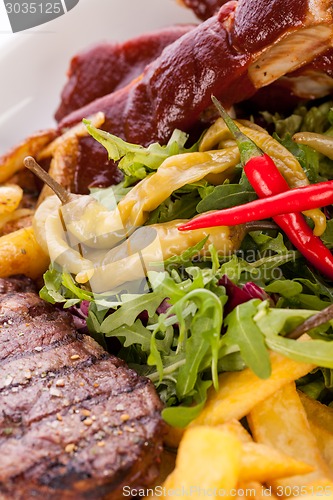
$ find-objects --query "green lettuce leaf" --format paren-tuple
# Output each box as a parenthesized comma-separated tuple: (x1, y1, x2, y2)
(84, 120, 196, 183)
(223, 299, 271, 378)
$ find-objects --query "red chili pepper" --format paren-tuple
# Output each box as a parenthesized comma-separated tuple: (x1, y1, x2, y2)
(178, 178, 333, 231)
(244, 157, 333, 280)
(178, 179, 333, 230)
(182, 97, 333, 280)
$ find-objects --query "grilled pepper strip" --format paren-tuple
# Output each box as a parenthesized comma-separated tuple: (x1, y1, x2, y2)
(293, 132, 333, 160)
(207, 99, 333, 280)
(179, 180, 333, 230)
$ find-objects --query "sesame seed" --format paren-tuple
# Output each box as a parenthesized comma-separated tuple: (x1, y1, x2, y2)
(65, 443, 76, 453)
(97, 441, 105, 447)
(81, 409, 91, 417)
(120, 414, 130, 422)
(57, 414, 63, 422)
(83, 418, 93, 427)
(70, 354, 80, 360)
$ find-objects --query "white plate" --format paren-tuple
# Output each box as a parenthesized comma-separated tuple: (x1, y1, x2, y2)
(0, 0, 196, 153)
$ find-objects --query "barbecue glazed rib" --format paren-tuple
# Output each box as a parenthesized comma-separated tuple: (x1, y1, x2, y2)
(55, 25, 195, 122)
(56, 0, 333, 193)
(0, 277, 164, 500)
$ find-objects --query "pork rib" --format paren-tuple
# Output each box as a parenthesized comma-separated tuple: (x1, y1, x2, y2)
(55, 25, 195, 122)
(56, 0, 333, 192)
(0, 277, 164, 500)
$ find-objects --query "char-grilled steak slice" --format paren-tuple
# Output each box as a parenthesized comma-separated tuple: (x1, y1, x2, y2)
(0, 277, 164, 499)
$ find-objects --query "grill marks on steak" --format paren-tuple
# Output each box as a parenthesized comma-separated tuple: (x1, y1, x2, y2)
(0, 278, 164, 499)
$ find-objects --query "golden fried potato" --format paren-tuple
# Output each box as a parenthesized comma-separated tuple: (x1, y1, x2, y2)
(248, 382, 333, 494)
(163, 426, 242, 499)
(241, 441, 313, 483)
(299, 391, 333, 472)
(0, 130, 56, 183)
(38, 136, 79, 203)
(193, 352, 315, 426)
(0, 226, 49, 279)
(38, 111, 104, 160)
(0, 184, 23, 215)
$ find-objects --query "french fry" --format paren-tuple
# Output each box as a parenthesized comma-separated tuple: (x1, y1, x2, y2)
(0, 184, 23, 215)
(0, 130, 56, 183)
(241, 441, 313, 483)
(38, 136, 79, 202)
(38, 111, 105, 160)
(299, 391, 333, 472)
(161, 426, 242, 498)
(193, 351, 315, 426)
(219, 420, 253, 443)
(154, 422, 312, 499)
(248, 382, 333, 494)
(0, 226, 49, 279)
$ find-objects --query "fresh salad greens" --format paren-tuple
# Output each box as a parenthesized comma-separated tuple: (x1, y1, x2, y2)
(41, 99, 333, 427)
(84, 120, 198, 185)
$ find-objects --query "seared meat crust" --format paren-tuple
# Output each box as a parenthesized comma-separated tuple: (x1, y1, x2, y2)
(0, 277, 164, 499)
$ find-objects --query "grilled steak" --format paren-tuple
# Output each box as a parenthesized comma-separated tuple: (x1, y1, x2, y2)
(0, 277, 164, 499)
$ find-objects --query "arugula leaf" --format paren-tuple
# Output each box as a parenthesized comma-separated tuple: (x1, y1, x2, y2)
(107, 320, 152, 351)
(146, 191, 199, 224)
(261, 111, 303, 138)
(223, 299, 271, 379)
(298, 377, 326, 400)
(40, 268, 66, 304)
(148, 328, 165, 383)
(265, 335, 333, 369)
(84, 120, 196, 183)
(99, 287, 167, 333)
(197, 184, 257, 213)
(162, 236, 209, 271)
(275, 133, 319, 183)
(162, 379, 212, 428)
(264, 280, 303, 298)
(254, 304, 317, 337)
